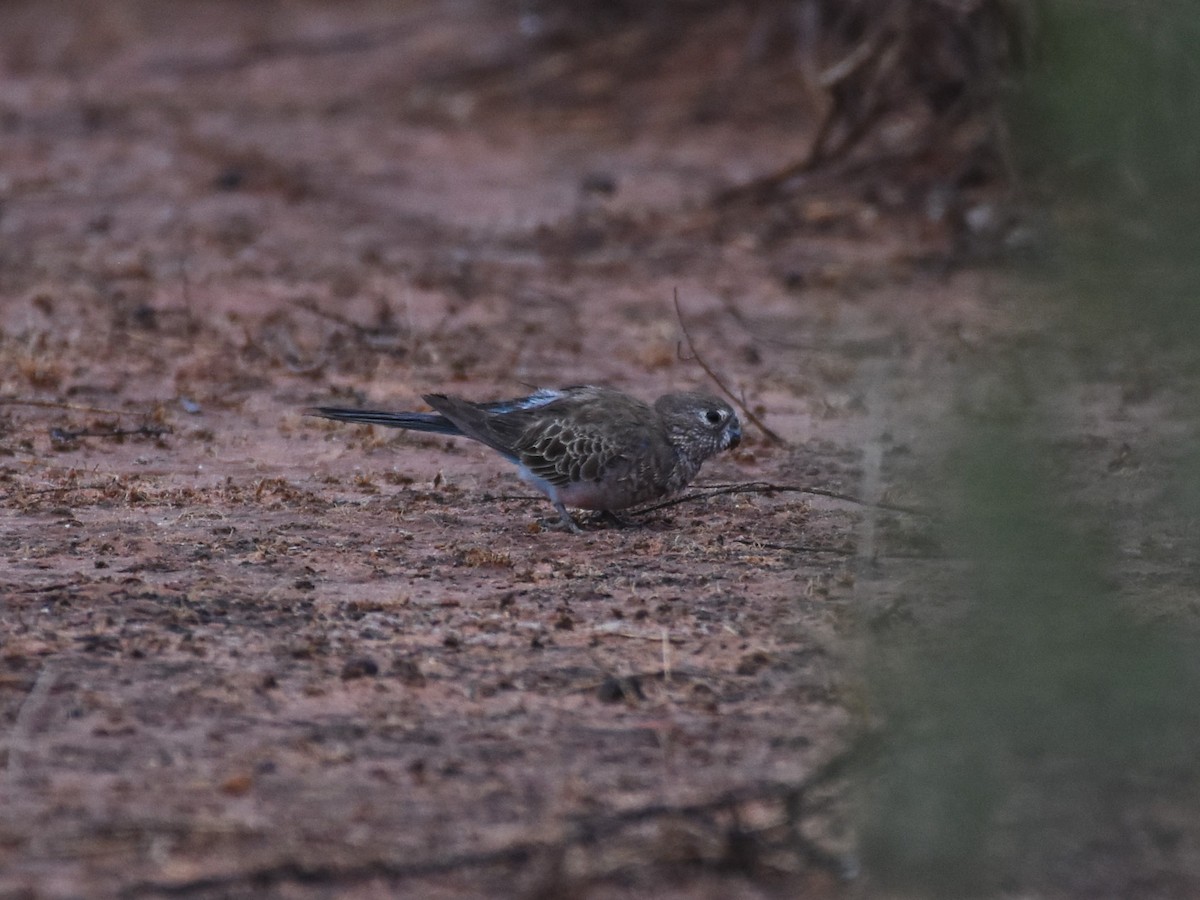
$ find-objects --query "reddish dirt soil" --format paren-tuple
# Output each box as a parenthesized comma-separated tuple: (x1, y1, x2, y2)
(0, 3, 1078, 898)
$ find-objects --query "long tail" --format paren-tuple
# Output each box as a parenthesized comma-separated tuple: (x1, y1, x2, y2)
(308, 406, 463, 436)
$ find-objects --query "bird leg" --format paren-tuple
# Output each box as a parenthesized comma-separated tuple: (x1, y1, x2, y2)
(552, 501, 584, 534)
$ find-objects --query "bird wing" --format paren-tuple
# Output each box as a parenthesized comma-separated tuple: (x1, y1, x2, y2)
(513, 415, 630, 488)
(311, 388, 577, 435)
(425, 389, 647, 487)
(470, 388, 570, 415)
(422, 393, 544, 463)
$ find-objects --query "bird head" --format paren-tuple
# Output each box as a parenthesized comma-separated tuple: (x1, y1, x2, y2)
(655, 392, 742, 457)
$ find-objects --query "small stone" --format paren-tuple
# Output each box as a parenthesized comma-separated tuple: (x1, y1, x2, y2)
(341, 656, 379, 680)
(392, 658, 426, 686)
(597, 675, 644, 704)
(220, 774, 253, 796)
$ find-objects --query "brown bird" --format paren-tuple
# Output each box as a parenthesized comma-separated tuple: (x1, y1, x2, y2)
(310, 385, 741, 532)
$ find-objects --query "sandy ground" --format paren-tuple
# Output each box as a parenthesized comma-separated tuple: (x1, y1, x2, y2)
(4, 2, 1192, 898)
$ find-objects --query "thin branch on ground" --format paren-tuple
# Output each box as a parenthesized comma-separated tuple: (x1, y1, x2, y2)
(294, 297, 407, 357)
(16, 582, 81, 594)
(713, 19, 897, 205)
(177, 225, 200, 340)
(24, 479, 122, 497)
(673, 289, 785, 446)
(5, 662, 58, 781)
(0, 398, 130, 416)
(729, 537, 856, 556)
(120, 741, 869, 898)
(630, 481, 927, 517)
(294, 297, 378, 336)
(49, 424, 172, 443)
(146, 21, 415, 75)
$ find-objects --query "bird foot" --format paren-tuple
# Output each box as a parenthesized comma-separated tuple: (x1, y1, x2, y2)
(559, 517, 585, 535)
(542, 504, 584, 534)
(543, 505, 636, 534)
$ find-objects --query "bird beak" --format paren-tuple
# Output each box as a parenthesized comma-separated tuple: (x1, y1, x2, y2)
(727, 424, 742, 449)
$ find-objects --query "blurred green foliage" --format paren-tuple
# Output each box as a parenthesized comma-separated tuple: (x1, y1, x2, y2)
(1010, 0, 1200, 342)
(858, 1, 1200, 895)
(862, 426, 1200, 895)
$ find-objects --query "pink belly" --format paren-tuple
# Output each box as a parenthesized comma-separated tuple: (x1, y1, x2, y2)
(553, 480, 618, 510)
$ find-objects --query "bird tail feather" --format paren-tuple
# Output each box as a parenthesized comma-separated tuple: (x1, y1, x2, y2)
(308, 407, 462, 436)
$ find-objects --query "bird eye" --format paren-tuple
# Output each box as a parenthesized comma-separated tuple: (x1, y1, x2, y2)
(704, 409, 725, 425)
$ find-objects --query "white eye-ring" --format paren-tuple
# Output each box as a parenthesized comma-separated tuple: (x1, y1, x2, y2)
(702, 408, 726, 426)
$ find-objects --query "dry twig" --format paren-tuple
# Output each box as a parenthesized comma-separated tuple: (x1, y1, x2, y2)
(0, 398, 130, 416)
(49, 424, 171, 444)
(120, 740, 870, 897)
(5, 663, 58, 782)
(631, 480, 927, 517)
(673, 289, 785, 445)
(146, 21, 415, 75)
